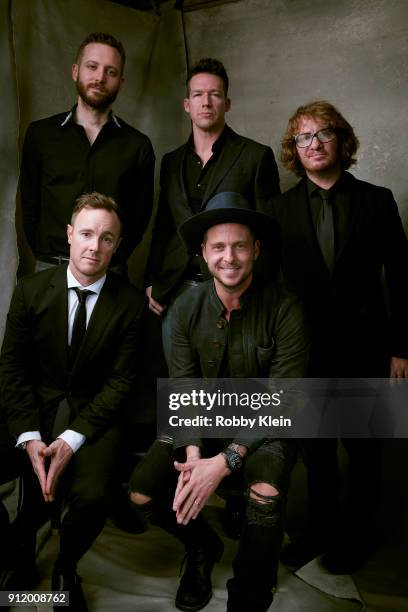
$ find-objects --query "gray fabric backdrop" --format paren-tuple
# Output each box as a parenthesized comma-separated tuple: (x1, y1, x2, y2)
(0, 0, 19, 343)
(1, 0, 407, 338)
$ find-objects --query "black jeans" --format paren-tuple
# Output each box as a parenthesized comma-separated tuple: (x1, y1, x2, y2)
(130, 437, 297, 611)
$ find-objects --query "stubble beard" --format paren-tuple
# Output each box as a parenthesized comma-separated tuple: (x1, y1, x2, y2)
(76, 79, 118, 111)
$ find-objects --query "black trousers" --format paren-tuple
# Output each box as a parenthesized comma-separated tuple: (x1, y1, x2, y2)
(1, 423, 122, 577)
(0, 427, 23, 572)
(56, 423, 122, 569)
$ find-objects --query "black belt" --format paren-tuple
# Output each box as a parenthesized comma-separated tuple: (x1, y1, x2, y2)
(37, 255, 70, 265)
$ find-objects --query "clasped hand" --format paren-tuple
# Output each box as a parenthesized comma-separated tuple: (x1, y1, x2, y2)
(26, 439, 73, 502)
(172, 454, 230, 525)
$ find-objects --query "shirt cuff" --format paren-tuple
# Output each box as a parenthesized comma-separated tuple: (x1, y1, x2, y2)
(58, 430, 86, 453)
(16, 432, 42, 447)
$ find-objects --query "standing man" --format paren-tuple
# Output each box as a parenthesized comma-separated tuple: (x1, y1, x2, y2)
(20, 32, 155, 274)
(130, 192, 309, 612)
(145, 58, 280, 356)
(273, 100, 408, 573)
(0, 192, 147, 609)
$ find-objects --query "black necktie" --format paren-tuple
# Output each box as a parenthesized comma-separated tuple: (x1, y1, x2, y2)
(70, 288, 94, 366)
(316, 189, 335, 272)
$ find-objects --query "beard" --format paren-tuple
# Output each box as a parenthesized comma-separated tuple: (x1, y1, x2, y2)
(76, 79, 119, 110)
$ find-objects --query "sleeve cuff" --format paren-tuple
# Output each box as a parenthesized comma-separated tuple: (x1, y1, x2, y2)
(16, 431, 42, 447)
(58, 430, 86, 453)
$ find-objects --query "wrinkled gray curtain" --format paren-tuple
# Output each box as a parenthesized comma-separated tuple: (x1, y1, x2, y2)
(5, 0, 186, 293)
(0, 0, 19, 343)
(2, 0, 407, 341)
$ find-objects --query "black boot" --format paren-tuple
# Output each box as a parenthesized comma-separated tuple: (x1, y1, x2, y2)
(175, 525, 224, 611)
(226, 578, 273, 612)
(150, 505, 224, 612)
(52, 564, 88, 611)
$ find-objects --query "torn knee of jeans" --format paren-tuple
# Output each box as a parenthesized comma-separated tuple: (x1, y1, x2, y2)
(129, 494, 154, 523)
(246, 487, 282, 527)
(129, 491, 152, 505)
(249, 482, 279, 503)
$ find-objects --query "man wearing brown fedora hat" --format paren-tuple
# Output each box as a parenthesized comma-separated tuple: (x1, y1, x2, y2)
(129, 192, 309, 612)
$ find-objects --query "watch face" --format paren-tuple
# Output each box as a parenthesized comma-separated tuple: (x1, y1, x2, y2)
(224, 449, 243, 471)
(230, 454, 242, 469)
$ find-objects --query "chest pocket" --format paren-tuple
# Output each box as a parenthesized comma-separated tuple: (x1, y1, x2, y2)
(256, 340, 275, 375)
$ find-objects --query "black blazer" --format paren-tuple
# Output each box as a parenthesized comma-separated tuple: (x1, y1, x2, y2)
(272, 172, 408, 375)
(0, 265, 147, 440)
(145, 126, 280, 303)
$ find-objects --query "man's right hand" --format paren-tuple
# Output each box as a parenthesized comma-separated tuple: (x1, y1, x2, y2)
(146, 286, 167, 316)
(25, 440, 49, 502)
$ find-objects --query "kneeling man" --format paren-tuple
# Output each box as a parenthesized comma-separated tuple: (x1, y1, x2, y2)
(129, 192, 309, 612)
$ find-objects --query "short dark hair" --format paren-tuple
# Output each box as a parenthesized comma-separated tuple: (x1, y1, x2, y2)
(280, 100, 360, 177)
(75, 32, 126, 74)
(71, 192, 122, 233)
(186, 58, 229, 96)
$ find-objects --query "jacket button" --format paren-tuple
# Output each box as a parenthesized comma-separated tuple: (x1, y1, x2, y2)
(217, 319, 226, 329)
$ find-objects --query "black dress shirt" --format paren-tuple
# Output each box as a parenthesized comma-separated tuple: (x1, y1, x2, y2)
(183, 129, 228, 213)
(20, 107, 155, 264)
(182, 129, 228, 280)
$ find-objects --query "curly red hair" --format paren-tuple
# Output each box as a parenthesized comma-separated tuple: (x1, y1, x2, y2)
(280, 101, 359, 177)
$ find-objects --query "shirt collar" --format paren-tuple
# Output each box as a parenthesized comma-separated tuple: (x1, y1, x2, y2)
(212, 125, 228, 153)
(209, 273, 258, 316)
(187, 125, 228, 154)
(67, 266, 106, 295)
(60, 105, 121, 129)
(307, 172, 346, 198)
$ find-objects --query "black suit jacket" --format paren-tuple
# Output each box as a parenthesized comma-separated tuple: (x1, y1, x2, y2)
(0, 265, 147, 440)
(272, 172, 408, 375)
(145, 126, 280, 303)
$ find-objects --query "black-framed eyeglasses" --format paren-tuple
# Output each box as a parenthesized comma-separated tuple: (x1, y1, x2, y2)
(294, 128, 336, 148)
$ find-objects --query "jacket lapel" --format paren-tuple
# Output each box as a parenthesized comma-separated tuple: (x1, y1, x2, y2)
(168, 144, 191, 218)
(201, 128, 245, 207)
(334, 172, 359, 263)
(40, 265, 69, 380)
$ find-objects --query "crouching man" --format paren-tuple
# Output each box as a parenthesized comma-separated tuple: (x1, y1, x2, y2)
(0, 193, 147, 610)
(129, 192, 309, 611)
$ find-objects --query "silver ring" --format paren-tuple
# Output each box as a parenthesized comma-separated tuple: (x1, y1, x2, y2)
(194, 499, 200, 505)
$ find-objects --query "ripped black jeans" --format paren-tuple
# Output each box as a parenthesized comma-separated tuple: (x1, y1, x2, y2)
(130, 438, 297, 611)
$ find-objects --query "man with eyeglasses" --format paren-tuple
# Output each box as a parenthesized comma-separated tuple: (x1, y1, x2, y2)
(272, 100, 408, 574)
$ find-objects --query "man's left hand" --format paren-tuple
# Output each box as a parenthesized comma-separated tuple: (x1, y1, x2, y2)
(173, 455, 230, 525)
(390, 356, 408, 379)
(42, 439, 74, 502)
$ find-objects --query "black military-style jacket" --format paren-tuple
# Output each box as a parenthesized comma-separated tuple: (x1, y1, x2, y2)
(169, 276, 310, 449)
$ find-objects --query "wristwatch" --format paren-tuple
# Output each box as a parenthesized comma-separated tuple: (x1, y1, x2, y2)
(222, 447, 243, 472)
